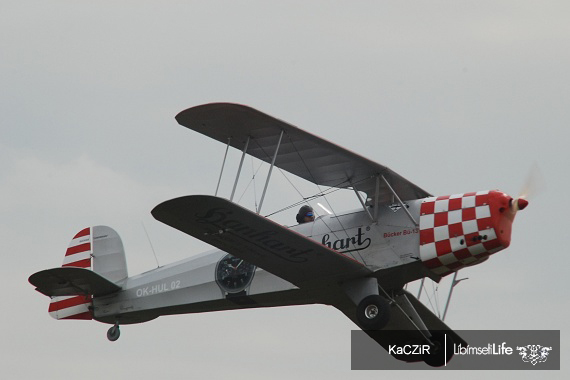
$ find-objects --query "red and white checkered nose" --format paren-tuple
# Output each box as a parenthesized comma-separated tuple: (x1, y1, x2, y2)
(418, 190, 522, 277)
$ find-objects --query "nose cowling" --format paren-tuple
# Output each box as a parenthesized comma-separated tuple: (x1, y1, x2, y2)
(418, 190, 526, 277)
(489, 191, 529, 248)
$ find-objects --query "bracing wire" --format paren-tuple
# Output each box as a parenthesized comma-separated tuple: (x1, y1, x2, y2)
(422, 281, 439, 317)
(432, 281, 441, 318)
(263, 180, 347, 217)
(236, 158, 264, 204)
(141, 222, 160, 268)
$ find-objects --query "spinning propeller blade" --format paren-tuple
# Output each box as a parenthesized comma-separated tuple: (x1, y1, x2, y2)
(518, 163, 545, 200)
(512, 163, 544, 212)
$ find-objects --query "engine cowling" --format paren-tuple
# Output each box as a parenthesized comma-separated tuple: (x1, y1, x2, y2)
(418, 190, 525, 277)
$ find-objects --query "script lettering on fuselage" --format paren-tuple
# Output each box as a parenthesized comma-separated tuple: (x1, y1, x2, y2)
(321, 227, 371, 253)
(195, 207, 313, 263)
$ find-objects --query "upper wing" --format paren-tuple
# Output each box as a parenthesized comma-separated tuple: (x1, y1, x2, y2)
(175, 103, 430, 203)
(29, 267, 121, 297)
(151, 195, 372, 287)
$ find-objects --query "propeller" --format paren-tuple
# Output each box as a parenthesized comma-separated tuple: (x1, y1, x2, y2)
(518, 163, 545, 200)
(512, 163, 545, 212)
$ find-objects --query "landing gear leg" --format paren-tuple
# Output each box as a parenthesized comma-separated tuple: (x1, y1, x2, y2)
(107, 322, 120, 342)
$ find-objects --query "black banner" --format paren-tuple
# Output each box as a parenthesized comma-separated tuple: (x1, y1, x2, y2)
(351, 330, 560, 370)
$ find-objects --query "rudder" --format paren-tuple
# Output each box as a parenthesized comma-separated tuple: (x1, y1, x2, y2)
(48, 226, 128, 320)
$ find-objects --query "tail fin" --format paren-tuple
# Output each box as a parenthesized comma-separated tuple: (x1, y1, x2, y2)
(48, 226, 128, 320)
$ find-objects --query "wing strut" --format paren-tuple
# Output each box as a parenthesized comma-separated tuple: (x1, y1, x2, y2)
(351, 181, 375, 222)
(373, 175, 380, 221)
(417, 277, 425, 299)
(442, 271, 468, 321)
(230, 136, 250, 201)
(257, 130, 284, 214)
(215, 138, 231, 196)
(381, 175, 419, 226)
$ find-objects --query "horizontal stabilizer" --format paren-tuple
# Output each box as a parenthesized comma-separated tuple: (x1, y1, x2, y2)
(152, 195, 372, 288)
(29, 267, 121, 297)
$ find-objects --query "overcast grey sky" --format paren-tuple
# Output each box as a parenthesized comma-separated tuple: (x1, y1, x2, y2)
(2, 1, 568, 379)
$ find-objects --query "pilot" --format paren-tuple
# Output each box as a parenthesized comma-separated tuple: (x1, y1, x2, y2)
(296, 205, 315, 224)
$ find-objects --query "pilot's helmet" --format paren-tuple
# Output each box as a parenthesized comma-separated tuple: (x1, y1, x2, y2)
(296, 205, 314, 224)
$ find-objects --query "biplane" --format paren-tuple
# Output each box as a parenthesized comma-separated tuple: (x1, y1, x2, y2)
(29, 103, 529, 366)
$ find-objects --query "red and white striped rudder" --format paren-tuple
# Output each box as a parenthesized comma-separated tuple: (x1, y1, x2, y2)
(49, 227, 93, 320)
(48, 226, 128, 320)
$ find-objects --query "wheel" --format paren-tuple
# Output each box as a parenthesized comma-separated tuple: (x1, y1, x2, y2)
(422, 332, 454, 367)
(107, 325, 120, 342)
(356, 295, 391, 330)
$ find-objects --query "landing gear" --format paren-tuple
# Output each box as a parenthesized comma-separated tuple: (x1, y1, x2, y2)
(107, 323, 120, 342)
(422, 332, 454, 367)
(356, 295, 391, 330)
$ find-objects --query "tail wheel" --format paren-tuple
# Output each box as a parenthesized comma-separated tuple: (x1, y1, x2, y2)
(356, 295, 391, 330)
(422, 332, 454, 367)
(107, 324, 120, 342)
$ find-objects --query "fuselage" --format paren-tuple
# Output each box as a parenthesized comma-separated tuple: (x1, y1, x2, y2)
(93, 190, 516, 325)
